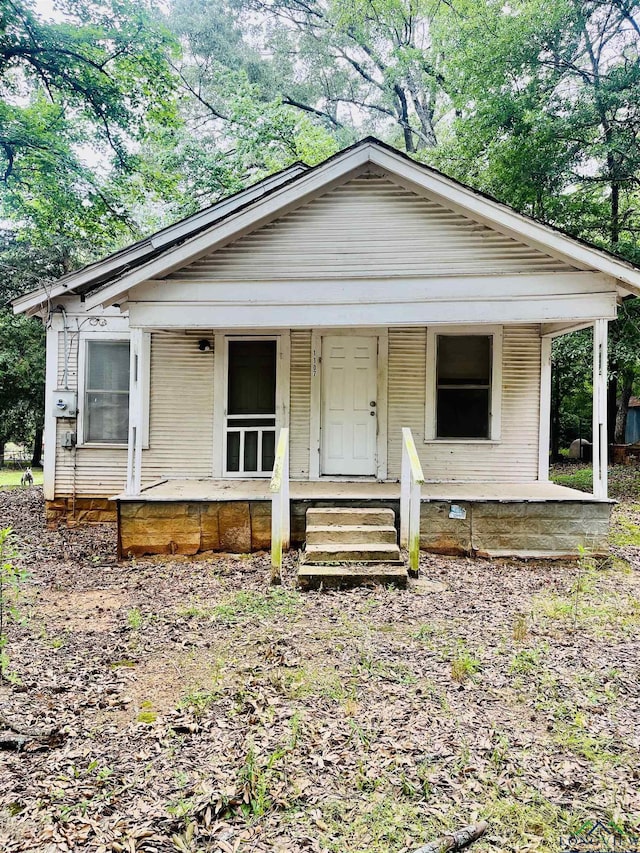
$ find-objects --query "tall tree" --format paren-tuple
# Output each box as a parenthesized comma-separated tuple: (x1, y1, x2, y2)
(434, 0, 640, 442)
(0, 0, 180, 251)
(169, 0, 452, 156)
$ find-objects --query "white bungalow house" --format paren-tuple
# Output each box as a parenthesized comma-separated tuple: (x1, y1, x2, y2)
(14, 138, 640, 579)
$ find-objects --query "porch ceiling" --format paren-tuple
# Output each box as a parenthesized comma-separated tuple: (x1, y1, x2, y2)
(114, 479, 608, 503)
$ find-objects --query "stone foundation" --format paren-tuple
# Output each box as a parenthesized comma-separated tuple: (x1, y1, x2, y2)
(118, 500, 272, 557)
(117, 496, 611, 559)
(46, 497, 118, 527)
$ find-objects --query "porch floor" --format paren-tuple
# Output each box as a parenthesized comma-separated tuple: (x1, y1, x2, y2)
(115, 478, 607, 503)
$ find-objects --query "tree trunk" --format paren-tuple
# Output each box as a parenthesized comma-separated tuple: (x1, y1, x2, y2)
(0, 440, 4, 469)
(615, 373, 634, 444)
(31, 425, 43, 468)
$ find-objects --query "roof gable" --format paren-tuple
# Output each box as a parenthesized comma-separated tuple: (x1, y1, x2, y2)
(167, 173, 578, 282)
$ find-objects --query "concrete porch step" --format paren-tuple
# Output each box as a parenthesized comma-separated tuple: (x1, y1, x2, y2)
(298, 562, 408, 590)
(302, 542, 402, 563)
(305, 523, 397, 545)
(306, 507, 395, 527)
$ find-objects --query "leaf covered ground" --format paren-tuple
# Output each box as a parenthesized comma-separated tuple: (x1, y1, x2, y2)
(0, 486, 639, 853)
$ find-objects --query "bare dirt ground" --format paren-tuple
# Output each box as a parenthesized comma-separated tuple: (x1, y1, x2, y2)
(0, 485, 639, 853)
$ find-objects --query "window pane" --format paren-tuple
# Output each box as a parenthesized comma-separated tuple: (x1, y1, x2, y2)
(228, 341, 276, 415)
(86, 392, 129, 443)
(437, 389, 489, 438)
(88, 342, 130, 391)
(437, 336, 491, 385)
(244, 431, 258, 471)
(261, 430, 276, 471)
(227, 432, 240, 472)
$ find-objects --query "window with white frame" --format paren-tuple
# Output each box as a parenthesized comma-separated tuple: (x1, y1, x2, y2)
(84, 341, 130, 443)
(426, 328, 502, 441)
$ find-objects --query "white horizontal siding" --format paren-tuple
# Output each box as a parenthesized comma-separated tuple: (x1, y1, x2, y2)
(169, 176, 576, 281)
(290, 330, 311, 477)
(141, 332, 214, 483)
(55, 330, 128, 497)
(387, 325, 541, 482)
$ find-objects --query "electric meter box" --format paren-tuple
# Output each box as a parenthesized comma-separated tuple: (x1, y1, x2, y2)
(52, 390, 78, 418)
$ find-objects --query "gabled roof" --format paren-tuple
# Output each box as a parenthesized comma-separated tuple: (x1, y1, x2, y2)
(14, 137, 640, 314)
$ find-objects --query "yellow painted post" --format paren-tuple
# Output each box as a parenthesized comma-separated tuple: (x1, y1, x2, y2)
(400, 427, 424, 578)
(408, 477, 421, 576)
(270, 428, 289, 584)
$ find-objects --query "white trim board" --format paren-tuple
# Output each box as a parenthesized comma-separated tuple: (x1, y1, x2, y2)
(12, 164, 308, 315)
(128, 292, 618, 329)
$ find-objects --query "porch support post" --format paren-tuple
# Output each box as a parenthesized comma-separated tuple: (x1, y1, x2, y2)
(125, 327, 144, 496)
(538, 336, 552, 481)
(400, 444, 410, 548)
(592, 319, 608, 500)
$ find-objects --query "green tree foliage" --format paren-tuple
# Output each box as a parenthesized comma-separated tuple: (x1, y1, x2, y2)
(0, 1, 180, 457)
(168, 0, 452, 162)
(0, 0, 179, 250)
(432, 0, 640, 445)
(435, 0, 640, 258)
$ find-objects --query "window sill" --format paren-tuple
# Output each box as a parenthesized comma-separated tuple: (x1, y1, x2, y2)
(76, 442, 129, 449)
(424, 439, 501, 445)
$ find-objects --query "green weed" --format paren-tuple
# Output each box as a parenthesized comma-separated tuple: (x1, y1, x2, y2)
(509, 644, 547, 675)
(450, 644, 482, 683)
(126, 607, 144, 630)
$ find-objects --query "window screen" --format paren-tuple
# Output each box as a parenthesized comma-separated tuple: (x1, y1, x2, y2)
(436, 335, 491, 439)
(85, 341, 130, 443)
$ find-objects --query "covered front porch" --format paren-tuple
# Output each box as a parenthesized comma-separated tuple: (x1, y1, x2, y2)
(115, 475, 611, 561)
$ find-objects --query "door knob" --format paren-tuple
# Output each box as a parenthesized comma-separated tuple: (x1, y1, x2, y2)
(370, 401, 376, 407)
(370, 411, 376, 416)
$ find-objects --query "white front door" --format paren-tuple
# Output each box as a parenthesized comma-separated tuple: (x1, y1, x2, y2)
(321, 336, 378, 476)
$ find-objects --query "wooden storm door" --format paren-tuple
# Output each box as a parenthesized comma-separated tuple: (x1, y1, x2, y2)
(225, 339, 277, 476)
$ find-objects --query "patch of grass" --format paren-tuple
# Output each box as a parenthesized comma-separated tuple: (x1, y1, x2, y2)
(483, 788, 579, 850)
(609, 504, 640, 546)
(317, 795, 447, 853)
(271, 663, 350, 701)
(413, 623, 437, 642)
(509, 644, 548, 675)
(512, 613, 528, 642)
(0, 468, 43, 489)
(137, 700, 157, 724)
(554, 719, 623, 767)
(355, 648, 416, 684)
(176, 601, 215, 620)
(126, 608, 144, 630)
(550, 466, 593, 493)
(213, 588, 301, 624)
(535, 586, 640, 635)
(179, 688, 221, 716)
(450, 643, 482, 683)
